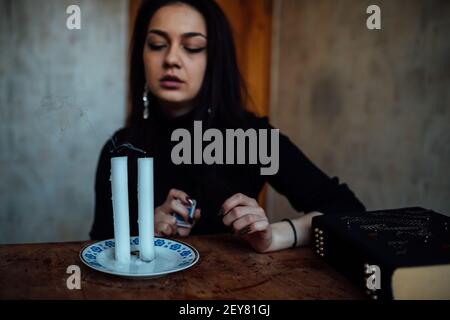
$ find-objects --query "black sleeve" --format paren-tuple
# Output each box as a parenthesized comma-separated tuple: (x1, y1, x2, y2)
(89, 140, 114, 240)
(257, 116, 366, 215)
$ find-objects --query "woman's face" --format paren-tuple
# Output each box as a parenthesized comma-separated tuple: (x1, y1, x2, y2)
(143, 4, 208, 115)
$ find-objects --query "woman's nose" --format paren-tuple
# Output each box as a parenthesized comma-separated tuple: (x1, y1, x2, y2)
(164, 45, 181, 69)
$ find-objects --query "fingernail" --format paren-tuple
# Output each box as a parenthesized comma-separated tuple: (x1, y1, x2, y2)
(185, 196, 192, 205)
(218, 208, 225, 217)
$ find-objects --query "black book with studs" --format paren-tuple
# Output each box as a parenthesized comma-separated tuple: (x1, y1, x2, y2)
(311, 207, 450, 300)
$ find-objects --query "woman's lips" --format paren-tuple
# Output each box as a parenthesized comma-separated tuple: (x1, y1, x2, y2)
(160, 80, 183, 90)
(160, 75, 184, 90)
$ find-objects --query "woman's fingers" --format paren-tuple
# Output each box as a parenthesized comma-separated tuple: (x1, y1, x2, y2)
(159, 211, 177, 224)
(167, 188, 190, 205)
(230, 212, 268, 234)
(175, 208, 201, 237)
(192, 208, 201, 224)
(240, 219, 270, 235)
(155, 208, 177, 236)
(221, 193, 258, 216)
(155, 189, 200, 237)
(233, 213, 267, 231)
(157, 222, 176, 236)
(168, 198, 190, 221)
(219, 192, 273, 253)
(222, 205, 265, 227)
(162, 189, 192, 222)
(220, 193, 268, 235)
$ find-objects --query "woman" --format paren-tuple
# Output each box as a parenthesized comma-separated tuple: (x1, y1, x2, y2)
(90, 0, 365, 253)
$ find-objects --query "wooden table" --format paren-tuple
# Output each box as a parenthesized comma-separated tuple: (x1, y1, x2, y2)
(0, 234, 366, 300)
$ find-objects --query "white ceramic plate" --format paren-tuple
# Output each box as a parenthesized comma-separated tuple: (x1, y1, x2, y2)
(80, 236, 199, 279)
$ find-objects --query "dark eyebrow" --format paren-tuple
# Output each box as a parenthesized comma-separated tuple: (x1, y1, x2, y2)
(183, 32, 207, 39)
(148, 29, 207, 40)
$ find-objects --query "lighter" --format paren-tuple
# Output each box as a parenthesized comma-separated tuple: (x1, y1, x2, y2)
(174, 199, 197, 228)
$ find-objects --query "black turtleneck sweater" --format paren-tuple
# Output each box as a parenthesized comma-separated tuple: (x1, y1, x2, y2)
(89, 108, 365, 240)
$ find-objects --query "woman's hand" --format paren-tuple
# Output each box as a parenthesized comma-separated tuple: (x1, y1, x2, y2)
(154, 188, 201, 237)
(220, 193, 272, 253)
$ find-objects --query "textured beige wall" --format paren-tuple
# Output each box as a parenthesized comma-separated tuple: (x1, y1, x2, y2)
(267, 0, 450, 221)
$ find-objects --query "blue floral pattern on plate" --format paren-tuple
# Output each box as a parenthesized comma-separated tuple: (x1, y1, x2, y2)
(80, 236, 199, 279)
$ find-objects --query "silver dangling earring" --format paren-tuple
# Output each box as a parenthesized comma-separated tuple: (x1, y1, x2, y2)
(142, 83, 150, 120)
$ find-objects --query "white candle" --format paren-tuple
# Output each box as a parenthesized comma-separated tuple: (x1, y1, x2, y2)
(111, 157, 131, 264)
(138, 158, 155, 262)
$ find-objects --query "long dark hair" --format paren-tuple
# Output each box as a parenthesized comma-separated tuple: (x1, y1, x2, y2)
(127, 0, 250, 129)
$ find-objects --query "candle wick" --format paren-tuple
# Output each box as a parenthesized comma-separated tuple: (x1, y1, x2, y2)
(109, 136, 147, 155)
